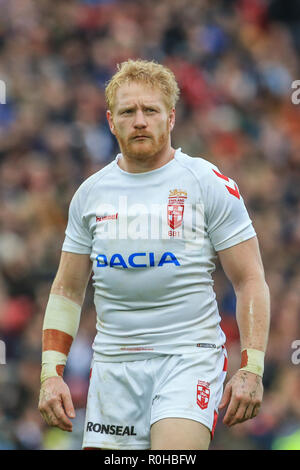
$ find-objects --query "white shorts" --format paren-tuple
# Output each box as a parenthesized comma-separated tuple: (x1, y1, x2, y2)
(82, 347, 227, 450)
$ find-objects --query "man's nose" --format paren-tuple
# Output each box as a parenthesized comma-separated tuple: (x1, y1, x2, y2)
(133, 110, 147, 128)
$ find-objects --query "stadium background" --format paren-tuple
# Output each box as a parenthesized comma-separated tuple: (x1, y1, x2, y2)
(0, 0, 300, 450)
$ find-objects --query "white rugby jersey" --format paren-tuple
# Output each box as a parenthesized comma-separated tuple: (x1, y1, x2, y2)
(62, 148, 256, 361)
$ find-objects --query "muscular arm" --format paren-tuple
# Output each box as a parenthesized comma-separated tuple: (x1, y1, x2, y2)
(219, 236, 270, 352)
(38, 252, 92, 432)
(217, 236, 270, 426)
(51, 251, 92, 305)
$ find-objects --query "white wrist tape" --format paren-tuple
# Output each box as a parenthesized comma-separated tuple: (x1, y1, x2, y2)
(41, 294, 81, 383)
(239, 348, 265, 377)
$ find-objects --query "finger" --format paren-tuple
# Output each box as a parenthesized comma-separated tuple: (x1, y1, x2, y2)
(41, 408, 59, 427)
(39, 384, 74, 432)
(219, 384, 231, 410)
(223, 395, 240, 425)
(233, 403, 251, 425)
(39, 409, 48, 425)
(251, 403, 261, 419)
(62, 390, 76, 419)
(39, 401, 60, 428)
(43, 407, 71, 431)
(227, 402, 248, 426)
(51, 399, 73, 431)
(243, 403, 255, 422)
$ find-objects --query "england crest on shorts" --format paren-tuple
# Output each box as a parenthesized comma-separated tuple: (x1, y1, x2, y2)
(167, 189, 187, 230)
(197, 380, 210, 410)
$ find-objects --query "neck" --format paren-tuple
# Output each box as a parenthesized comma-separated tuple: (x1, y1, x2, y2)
(117, 145, 176, 174)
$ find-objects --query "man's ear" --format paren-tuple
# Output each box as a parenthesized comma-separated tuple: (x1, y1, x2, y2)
(106, 110, 116, 135)
(169, 108, 176, 131)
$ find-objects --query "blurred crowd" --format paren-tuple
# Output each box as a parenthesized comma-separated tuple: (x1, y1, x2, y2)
(0, 0, 300, 450)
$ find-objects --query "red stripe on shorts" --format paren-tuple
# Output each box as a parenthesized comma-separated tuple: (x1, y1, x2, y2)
(223, 354, 228, 371)
(211, 410, 218, 439)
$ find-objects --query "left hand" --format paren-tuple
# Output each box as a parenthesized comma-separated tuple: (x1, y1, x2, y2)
(218, 369, 263, 426)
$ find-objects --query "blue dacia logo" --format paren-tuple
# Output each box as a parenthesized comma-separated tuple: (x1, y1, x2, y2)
(96, 252, 180, 268)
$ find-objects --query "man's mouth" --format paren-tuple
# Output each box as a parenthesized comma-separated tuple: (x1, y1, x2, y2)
(131, 135, 151, 140)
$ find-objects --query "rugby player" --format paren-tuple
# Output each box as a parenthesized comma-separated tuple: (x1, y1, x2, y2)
(38, 59, 270, 450)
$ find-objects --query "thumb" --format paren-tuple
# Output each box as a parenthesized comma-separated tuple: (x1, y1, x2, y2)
(62, 390, 76, 419)
(219, 383, 231, 409)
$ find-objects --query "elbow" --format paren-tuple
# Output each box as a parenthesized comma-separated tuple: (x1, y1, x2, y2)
(233, 271, 269, 296)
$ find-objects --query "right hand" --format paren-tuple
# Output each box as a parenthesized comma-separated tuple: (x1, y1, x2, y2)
(38, 376, 75, 432)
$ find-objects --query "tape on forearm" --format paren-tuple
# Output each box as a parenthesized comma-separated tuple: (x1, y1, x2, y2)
(239, 348, 265, 377)
(41, 294, 81, 383)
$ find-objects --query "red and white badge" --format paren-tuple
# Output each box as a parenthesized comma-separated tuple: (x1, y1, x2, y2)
(167, 189, 187, 230)
(197, 380, 210, 410)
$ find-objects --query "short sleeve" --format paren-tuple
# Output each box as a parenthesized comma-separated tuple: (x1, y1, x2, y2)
(204, 167, 256, 251)
(62, 186, 92, 254)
